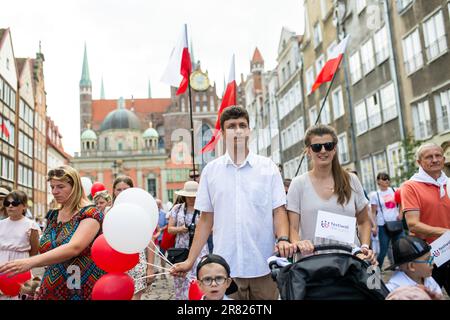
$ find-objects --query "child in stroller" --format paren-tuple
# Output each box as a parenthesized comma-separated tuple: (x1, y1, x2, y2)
(269, 243, 389, 300)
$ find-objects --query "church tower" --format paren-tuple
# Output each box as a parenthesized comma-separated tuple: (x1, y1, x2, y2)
(80, 43, 92, 134)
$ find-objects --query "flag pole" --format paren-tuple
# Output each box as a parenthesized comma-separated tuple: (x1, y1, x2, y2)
(294, 64, 341, 177)
(185, 25, 197, 180)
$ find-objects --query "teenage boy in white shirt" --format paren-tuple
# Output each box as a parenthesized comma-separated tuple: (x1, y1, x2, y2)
(171, 105, 294, 300)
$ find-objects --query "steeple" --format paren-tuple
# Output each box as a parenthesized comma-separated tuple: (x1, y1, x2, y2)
(80, 43, 91, 87)
(100, 76, 105, 99)
(148, 79, 152, 98)
(251, 47, 264, 73)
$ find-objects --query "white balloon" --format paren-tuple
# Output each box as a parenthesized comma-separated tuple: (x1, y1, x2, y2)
(115, 188, 158, 233)
(103, 203, 154, 254)
(81, 177, 93, 197)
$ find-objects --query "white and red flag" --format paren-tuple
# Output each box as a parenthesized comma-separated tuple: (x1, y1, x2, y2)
(201, 55, 237, 153)
(311, 35, 350, 93)
(161, 24, 192, 95)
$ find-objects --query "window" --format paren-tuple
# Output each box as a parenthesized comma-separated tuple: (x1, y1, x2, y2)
(397, 0, 413, 12)
(434, 89, 450, 132)
(360, 157, 376, 192)
(366, 93, 382, 128)
(210, 96, 215, 111)
(355, 101, 368, 135)
(195, 95, 200, 112)
(320, 0, 329, 19)
(309, 106, 318, 126)
(202, 95, 208, 112)
(181, 98, 185, 112)
(412, 100, 432, 140)
(356, 0, 367, 14)
(297, 117, 305, 141)
(313, 22, 322, 48)
(380, 83, 398, 122)
(402, 29, 423, 74)
(332, 87, 345, 119)
(306, 67, 315, 94)
(423, 10, 447, 61)
(327, 41, 337, 60)
(374, 26, 389, 64)
(387, 142, 404, 179)
(337, 132, 349, 164)
(372, 152, 388, 177)
(287, 61, 292, 78)
(361, 39, 375, 75)
(349, 51, 362, 84)
(315, 54, 325, 75)
(319, 99, 331, 124)
(282, 131, 287, 149)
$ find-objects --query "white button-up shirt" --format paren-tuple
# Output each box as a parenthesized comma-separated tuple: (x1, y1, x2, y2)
(195, 151, 286, 278)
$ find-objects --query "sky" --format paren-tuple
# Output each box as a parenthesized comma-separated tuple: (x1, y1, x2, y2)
(1, 0, 305, 155)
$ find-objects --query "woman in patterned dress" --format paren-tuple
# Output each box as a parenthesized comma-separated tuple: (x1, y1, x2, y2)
(168, 181, 209, 300)
(112, 176, 154, 300)
(0, 165, 104, 300)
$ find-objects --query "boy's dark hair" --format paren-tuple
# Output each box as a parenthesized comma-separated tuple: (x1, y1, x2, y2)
(219, 105, 250, 131)
(196, 254, 231, 277)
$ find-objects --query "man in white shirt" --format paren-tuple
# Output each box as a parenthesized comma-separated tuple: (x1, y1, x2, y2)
(171, 105, 294, 300)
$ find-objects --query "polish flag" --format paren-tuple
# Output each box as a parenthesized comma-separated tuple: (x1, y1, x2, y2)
(1, 121, 10, 138)
(201, 55, 237, 153)
(161, 24, 192, 95)
(311, 35, 350, 93)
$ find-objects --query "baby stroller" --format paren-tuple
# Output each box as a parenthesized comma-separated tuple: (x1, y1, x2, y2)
(269, 244, 389, 300)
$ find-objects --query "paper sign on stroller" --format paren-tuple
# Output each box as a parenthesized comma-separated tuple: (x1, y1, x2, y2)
(314, 210, 356, 245)
(430, 231, 450, 267)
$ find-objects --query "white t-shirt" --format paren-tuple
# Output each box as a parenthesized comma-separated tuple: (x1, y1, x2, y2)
(370, 188, 399, 226)
(386, 270, 442, 295)
(195, 151, 286, 278)
(286, 172, 368, 245)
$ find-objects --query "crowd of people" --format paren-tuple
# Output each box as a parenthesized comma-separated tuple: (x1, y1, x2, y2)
(0, 105, 449, 301)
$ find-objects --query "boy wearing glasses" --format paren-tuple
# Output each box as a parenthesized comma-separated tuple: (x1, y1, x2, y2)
(196, 254, 235, 300)
(385, 236, 442, 296)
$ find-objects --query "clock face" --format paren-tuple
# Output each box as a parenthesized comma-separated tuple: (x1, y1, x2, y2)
(190, 71, 210, 91)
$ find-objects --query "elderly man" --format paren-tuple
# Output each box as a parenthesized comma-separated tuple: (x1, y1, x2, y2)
(401, 143, 450, 293)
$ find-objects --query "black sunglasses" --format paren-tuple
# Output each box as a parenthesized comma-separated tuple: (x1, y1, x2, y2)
(3, 199, 22, 207)
(48, 168, 66, 178)
(379, 177, 390, 181)
(310, 142, 336, 153)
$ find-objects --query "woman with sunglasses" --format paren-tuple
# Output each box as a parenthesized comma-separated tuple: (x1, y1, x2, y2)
(286, 124, 376, 264)
(0, 191, 40, 299)
(0, 165, 105, 300)
(370, 172, 404, 267)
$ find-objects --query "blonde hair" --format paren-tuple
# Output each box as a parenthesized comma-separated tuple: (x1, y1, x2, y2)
(304, 124, 352, 206)
(47, 165, 89, 214)
(93, 190, 112, 203)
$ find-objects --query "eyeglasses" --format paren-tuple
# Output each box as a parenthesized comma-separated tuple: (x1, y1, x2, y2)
(310, 142, 336, 153)
(379, 177, 390, 181)
(413, 255, 434, 266)
(3, 200, 22, 207)
(48, 168, 66, 178)
(199, 276, 228, 286)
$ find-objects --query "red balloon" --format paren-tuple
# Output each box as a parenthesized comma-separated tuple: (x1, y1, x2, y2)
(91, 234, 139, 273)
(0, 274, 22, 297)
(91, 182, 107, 198)
(394, 188, 401, 204)
(188, 280, 203, 300)
(91, 273, 134, 300)
(11, 271, 32, 284)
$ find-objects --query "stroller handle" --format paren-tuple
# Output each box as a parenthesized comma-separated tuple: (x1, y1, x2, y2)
(313, 244, 353, 253)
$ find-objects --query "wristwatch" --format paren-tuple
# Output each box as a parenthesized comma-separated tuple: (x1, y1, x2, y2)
(276, 236, 290, 244)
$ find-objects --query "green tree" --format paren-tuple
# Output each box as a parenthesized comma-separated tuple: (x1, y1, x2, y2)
(392, 134, 421, 186)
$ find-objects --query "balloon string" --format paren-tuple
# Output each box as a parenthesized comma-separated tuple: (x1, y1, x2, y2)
(147, 242, 174, 267)
(144, 262, 172, 272)
(134, 272, 172, 282)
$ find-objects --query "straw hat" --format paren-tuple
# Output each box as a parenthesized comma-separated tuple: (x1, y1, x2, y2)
(175, 181, 199, 197)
